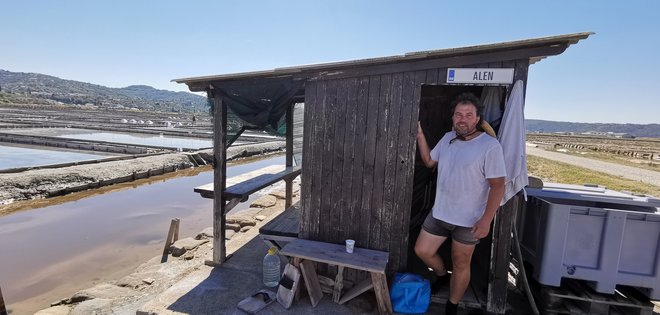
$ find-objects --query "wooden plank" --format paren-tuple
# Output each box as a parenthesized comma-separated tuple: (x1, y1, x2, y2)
(280, 238, 389, 273)
(350, 77, 369, 244)
(300, 81, 317, 239)
(425, 68, 439, 85)
(371, 272, 393, 314)
(338, 278, 374, 305)
(487, 194, 520, 313)
(393, 70, 426, 271)
(194, 165, 298, 198)
(329, 78, 349, 243)
(369, 73, 392, 251)
(359, 75, 380, 251)
(212, 95, 227, 264)
(333, 266, 345, 303)
(319, 80, 338, 243)
(259, 202, 300, 237)
(223, 166, 301, 198)
(300, 260, 323, 307)
(338, 78, 359, 245)
(285, 103, 294, 209)
(161, 218, 180, 263)
(382, 72, 404, 271)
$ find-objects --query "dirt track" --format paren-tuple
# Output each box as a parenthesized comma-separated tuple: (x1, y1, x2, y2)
(526, 146, 660, 187)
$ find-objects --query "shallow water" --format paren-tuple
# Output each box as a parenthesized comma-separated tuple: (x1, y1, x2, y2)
(0, 144, 114, 170)
(0, 155, 284, 314)
(3, 127, 214, 149)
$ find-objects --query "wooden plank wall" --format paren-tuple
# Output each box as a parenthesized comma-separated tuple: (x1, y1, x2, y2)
(300, 58, 530, 278)
(292, 103, 304, 165)
(300, 71, 425, 273)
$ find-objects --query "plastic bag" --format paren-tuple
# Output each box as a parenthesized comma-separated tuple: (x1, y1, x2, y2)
(390, 272, 431, 314)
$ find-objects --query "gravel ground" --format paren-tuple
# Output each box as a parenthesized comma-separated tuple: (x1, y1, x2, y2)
(527, 146, 660, 187)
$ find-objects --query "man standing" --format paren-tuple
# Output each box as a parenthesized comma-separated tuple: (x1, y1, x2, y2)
(415, 93, 506, 315)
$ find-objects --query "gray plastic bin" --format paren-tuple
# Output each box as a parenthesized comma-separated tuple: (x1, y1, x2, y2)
(517, 185, 660, 299)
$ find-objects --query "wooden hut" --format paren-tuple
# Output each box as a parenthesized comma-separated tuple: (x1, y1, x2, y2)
(177, 32, 592, 313)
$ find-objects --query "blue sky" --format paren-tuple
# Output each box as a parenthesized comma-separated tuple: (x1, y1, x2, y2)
(1, 1, 658, 124)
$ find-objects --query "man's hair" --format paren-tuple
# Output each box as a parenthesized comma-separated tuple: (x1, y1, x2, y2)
(450, 93, 483, 118)
(450, 92, 485, 132)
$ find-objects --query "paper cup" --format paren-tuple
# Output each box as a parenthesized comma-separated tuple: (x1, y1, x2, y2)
(345, 239, 355, 253)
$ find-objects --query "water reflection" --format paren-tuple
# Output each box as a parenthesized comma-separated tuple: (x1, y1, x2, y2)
(0, 155, 284, 314)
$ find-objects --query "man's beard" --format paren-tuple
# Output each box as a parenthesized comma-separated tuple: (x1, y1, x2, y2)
(454, 123, 477, 136)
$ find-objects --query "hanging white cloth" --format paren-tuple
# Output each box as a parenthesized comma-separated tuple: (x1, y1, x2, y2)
(497, 80, 528, 205)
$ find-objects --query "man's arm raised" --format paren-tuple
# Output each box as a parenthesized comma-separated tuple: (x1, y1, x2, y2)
(417, 122, 437, 169)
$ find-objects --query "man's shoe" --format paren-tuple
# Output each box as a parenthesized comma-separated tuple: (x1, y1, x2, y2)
(431, 273, 451, 294)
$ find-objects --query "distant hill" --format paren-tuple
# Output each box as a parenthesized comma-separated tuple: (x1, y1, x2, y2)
(0, 69, 206, 113)
(526, 119, 660, 138)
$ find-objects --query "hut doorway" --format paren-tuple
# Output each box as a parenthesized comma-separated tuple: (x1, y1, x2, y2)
(408, 84, 507, 291)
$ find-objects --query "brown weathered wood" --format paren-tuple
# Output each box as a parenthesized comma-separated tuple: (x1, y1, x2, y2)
(299, 260, 323, 307)
(223, 166, 301, 198)
(259, 202, 300, 238)
(285, 103, 294, 209)
(487, 194, 518, 314)
(161, 218, 180, 263)
(338, 278, 374, 305)
(350, 77, 369, 243)
(308, 81, 327, 240)
(359, 75, 380, 250)
(329, 78, 349, 242)
(212, 95, 227, 264)
(371, 272, 393, 314)
(381, 72, 403, 270)
(319, 80, 338, 243)
(333, 265, 345, 303)
(392, 70, 425, 271)
(369, 73, 392, 251)
(194, 165, 297, 199)
(280, 239, 389, 273)
(337, 78, 358, 245)
(0, 285, 7, 315)
(300, 82, 316, 240)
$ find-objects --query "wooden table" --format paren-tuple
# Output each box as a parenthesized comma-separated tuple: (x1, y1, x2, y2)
(279, 238, 393, 314)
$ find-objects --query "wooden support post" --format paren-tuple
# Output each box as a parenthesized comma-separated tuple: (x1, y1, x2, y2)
(487, 195, 519, 314)
(285, 103, 294, 209)
(371, 272, 393, 314)
(210, 92, 228, 266)
(161, 218, 180, 263)
(0, 285, 7, 315)
(333, 266, 345, 303)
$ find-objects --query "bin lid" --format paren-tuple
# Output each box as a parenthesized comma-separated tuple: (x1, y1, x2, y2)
(527, 183, 660, 213)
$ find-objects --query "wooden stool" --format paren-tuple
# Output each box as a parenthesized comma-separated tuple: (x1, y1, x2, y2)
(279, 238, 392, 314)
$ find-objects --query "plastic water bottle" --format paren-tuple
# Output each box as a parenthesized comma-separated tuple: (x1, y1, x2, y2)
(263, 246, 280, 287)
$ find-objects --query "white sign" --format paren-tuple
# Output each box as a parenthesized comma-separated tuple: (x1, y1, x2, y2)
(446, 68, 514, 84)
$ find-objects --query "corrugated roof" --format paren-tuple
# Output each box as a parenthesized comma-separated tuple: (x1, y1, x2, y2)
(174, 32, 593, 88)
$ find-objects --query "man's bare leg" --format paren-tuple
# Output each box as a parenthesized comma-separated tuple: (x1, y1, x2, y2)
(414, 229, 448, 276)
(448, 240, 476, 304)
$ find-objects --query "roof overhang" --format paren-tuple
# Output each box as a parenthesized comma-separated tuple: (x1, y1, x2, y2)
(174, 32, 593, 92)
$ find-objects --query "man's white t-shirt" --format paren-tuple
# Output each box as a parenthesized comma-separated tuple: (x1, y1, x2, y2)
(430, 131, 506, 227)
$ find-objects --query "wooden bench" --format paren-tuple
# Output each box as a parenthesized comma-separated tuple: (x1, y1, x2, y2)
(259, 202, 299, 249)
(279, 238, 393, 314)
(194, 165, 301, 213)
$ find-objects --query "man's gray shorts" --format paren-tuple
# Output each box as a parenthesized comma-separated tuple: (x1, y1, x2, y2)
(422, 212, 479, 245)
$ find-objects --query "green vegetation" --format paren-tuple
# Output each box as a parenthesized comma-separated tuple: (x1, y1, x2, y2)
(0, 69, 207, 113)
(527, 155, 660, 197)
